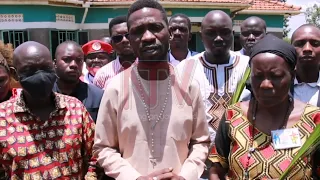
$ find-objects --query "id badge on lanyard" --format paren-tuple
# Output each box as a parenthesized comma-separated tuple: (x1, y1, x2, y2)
(271, 128, 302, 150)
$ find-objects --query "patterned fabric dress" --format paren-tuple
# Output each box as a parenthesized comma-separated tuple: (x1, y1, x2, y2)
(176, 51, 249, 145)
(209, 103, 320, 179)
(0, 92, 97, 179)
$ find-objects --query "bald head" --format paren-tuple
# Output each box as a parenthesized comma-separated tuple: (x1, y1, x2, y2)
(241, 16, 266, 31)
(202, 10, 232, 30)
(13, 41, 52, 71)
(55, 41, 82, 60)
(201, 10, 233, 58)
(291, 24, 320, 69)
(239, 16, 266, 55)
(13, 41, 57, 101)
(292, 24, 320, 41)
(54, 41, 84, 83)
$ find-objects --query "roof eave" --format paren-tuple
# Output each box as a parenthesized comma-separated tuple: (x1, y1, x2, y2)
(48, 0, 83, 6)
(89, 1, 251, 10)
(0, 0, 48, 5)
(239, 9, 301, 16)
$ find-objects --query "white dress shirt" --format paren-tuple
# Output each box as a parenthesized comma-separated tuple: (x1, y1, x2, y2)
(169, 50, 192, 66)
(294, 72, 320, 106)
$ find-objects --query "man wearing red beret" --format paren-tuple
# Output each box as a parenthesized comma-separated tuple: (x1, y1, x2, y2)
(81, 40, 113, 84)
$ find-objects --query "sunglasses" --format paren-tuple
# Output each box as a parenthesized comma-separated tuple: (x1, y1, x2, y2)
(111, 33, 129, 43)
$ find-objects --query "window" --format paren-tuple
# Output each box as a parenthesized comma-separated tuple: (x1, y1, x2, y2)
(233, 20, 243, 26)
(233, 33, 242, 51)
(78, 31, 89, 46)
(188, 33, 197, 52)
(50, 30, 89, 58)
(1, 30, 29, 48)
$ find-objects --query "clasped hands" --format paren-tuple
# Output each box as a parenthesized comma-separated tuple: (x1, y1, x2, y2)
(136, 167, 186, 180)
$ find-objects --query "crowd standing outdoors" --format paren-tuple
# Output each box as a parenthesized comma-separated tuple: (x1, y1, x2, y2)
(0, 0, 318, 179)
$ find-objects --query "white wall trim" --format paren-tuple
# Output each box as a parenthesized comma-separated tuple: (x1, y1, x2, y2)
(0, 22, 79, 30)
(0, 22, 109, 30)
(82, 23, 109, 29)
(0, 21, 283, 32)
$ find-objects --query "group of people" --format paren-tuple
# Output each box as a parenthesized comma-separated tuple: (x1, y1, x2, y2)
(0, 0, 319, 179)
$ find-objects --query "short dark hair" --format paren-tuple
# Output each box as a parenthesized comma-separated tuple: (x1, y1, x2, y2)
(109, 15, 127, 35)
(55, 40, 81, 59)
(169, 13, 191, 31)
(127, 0, 168, 28)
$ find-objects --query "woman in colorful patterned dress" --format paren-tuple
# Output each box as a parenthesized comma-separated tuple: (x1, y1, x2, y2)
(208, 34, 320, 179)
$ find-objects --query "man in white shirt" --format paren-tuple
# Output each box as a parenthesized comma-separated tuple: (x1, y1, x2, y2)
(168, 13, 198, 66)
(292, 24, 320, 106)
(177, 10, 249, 145)
(177, 11, 249, 179)
(236, 16, 266, 56)
(93, 1, 210, 180)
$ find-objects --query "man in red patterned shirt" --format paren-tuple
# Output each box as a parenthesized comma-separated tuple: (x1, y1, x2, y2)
(0, 41, 97, 179)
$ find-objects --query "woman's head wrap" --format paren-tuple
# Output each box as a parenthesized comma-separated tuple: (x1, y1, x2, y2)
(250, 33, 297, 71)
(249, 33, 297, 98)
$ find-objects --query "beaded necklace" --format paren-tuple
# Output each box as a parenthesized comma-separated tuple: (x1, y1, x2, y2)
(134, 66, 171, 130)
(244, 98, 293, 179)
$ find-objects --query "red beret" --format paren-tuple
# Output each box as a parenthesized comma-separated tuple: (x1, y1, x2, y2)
(82, 40, 113, 55)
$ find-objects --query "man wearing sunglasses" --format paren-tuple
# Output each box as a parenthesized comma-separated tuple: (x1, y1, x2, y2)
(80, 40, 113, 84)
(93, 15, 137, 89)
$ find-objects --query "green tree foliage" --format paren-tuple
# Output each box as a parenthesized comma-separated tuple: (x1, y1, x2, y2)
(279, 0, 290, 37)
(283, 37, 291, 44)
(283, 17, 291, 38)
(305, 4, 320, 28)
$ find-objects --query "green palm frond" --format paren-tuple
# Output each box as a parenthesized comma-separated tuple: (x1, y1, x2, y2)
(230, 66, 251, 104)
(280, 124, 320, 179)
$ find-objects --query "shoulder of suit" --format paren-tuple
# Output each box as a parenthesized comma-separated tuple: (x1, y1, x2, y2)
(87, 83, 104, 96)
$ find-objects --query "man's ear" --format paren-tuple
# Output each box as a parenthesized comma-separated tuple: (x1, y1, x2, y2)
(9, 67, 18, 81)
(169, 30, 174, 41)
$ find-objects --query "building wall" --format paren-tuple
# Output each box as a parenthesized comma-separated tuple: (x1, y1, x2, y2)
(234, 14, 284, 28)
(28, 29, 50, 48)
(84, 8, 229, 23)
(88, 29, 109, 41)
(0, 4, 286, 54)
(0, 5, 84, 23)
(270, 32, 283, 38)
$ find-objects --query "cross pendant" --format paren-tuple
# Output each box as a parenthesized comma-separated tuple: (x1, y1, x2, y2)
(150, 158, 157, 168)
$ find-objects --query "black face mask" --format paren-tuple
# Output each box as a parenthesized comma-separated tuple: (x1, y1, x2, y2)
(19, 70, 57, 98)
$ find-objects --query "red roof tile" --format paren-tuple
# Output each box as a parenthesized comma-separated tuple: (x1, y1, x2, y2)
(161, 0, 248, 2)
(79, 0, 302, 12)
(249, 0, 301, 11)
(87, 0, 245, 2)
